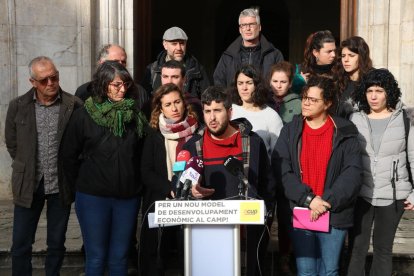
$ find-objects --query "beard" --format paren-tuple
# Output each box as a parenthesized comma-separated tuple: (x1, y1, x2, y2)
(207, 120, 229, 137)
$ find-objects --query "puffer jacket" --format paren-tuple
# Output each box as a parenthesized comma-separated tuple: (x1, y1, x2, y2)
(350, 102, 414, 204)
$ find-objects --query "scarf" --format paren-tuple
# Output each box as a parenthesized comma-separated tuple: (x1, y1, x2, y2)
(159, 114, 198, 142)
(84, 97, 147, 137)
(159, 114, 198, 181)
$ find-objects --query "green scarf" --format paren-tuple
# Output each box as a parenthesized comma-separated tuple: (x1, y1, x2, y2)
(85, 97, 147, 137)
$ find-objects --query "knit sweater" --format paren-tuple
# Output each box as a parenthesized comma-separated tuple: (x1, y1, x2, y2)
(300, 118, 334, 196)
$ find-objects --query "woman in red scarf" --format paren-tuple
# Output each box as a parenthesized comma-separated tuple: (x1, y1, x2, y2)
(139, 83, 199, 275)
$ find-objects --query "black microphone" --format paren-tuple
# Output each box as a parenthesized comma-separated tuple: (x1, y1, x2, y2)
(172, 150, 191, 198)
(180, 156, 204, 200)
(223, 155, 248, 198)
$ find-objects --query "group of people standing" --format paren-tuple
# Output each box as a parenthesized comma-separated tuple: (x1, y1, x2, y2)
(4, 7, 414, 276)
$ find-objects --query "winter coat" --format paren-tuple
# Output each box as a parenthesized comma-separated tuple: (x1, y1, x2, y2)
(60, 105, 144, 200)
(141, 50, 210, 98)
(213, 34, 284, 87)
(183, 118, 276, 207)
(5, 88, 82, 207)
(350, 102, 414, 205)
(273, 115, 362, 228)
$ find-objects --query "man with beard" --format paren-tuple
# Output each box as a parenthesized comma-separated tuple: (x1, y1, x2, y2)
(183, 86, 276, 276)
(141, 26, 210, 98)
(213, 8, 284, 87)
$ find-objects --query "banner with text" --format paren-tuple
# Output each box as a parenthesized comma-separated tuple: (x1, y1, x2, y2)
(154, 200, 265, 225)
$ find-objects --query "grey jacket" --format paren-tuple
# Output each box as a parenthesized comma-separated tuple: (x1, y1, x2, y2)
(350, 102, 414, 204)
(5, 88, 82, 207)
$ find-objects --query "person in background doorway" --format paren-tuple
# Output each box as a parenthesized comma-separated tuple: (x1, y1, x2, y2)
(213, 8, 284, 87)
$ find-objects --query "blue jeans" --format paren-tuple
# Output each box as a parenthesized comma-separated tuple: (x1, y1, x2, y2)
(291, 227, 347, 276)
(75, 192, 139, 276)
(11, 183, 70, 276)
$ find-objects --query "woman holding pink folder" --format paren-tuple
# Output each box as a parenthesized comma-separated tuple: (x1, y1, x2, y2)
(273, 76, 362, 275)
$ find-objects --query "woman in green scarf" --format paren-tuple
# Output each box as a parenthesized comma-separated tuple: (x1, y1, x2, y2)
(61, 61, 147, 275)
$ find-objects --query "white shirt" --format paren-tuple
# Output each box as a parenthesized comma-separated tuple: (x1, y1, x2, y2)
(231, 104, 283, 159)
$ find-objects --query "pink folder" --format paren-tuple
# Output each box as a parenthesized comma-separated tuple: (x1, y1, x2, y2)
(292, 207, 330, 232)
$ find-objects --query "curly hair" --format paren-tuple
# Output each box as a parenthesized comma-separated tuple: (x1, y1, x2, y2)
(230, 65, 269, 107)
(91, 61, 133, 103)
(149, 83, 197, 129)
(354, 68, 401, 114)
(302, 76, 337, 113)
(301, 30, 336, 76)
(335, 36, 373, 93)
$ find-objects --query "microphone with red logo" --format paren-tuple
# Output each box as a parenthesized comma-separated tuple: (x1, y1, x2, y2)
(172, 150, 191, 198)
(179, 156, 204, 200)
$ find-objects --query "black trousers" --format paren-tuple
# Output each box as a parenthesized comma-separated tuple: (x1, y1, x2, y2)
(347, 197, 405, 276)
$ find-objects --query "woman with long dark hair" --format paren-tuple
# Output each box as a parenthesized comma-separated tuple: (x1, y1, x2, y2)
(139, 83, 199, 275)
(335, 36, 373, 118)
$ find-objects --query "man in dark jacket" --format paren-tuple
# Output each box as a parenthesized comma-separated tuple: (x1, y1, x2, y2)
(183, 86, 276, 276)
(141, 26, 210, 98)
(213, 8, 284, 87)
(5, 56, 82, 275)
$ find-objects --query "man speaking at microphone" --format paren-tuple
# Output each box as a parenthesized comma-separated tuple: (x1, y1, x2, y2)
(183, 86, 276, 276)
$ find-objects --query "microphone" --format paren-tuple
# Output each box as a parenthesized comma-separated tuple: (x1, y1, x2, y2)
(172, 150, 191, 198)
(180, 156, 204, 200)
(223, 155, 248, 198)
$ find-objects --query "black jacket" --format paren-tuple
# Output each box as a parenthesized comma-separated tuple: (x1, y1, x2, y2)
(141, 50, 211, 98)
(140, 128, 172, 214)
(273, 115, 362, 228)
(61, 106, 143, 199)
(213, 34, 284, 87)
(183, 119, 276, 207)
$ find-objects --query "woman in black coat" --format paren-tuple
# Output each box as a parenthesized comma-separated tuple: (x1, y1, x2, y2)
(139, 83, 199, 276)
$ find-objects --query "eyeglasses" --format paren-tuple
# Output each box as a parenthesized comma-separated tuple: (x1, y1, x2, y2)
(302, 95, 324, 104)
(109, 81, 132, 90)
(32, 72, 59, 85)
(239, 22, 258, 29)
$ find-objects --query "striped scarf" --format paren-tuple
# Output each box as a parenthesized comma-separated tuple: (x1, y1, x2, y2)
(159, 114, 198, 142)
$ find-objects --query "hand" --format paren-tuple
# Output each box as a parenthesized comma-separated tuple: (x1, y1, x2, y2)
(404, 200, 414, 210)
(300, 72, 310, 82)
(309, 196, 331, 216)
(191, 183, 215, 199)
(310, 210, 320, 221)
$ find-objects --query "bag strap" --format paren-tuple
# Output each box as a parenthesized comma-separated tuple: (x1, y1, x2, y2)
(402, 109, 413, 186)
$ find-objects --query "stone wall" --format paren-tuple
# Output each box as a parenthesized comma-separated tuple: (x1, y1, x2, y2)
(358, 0, 414, 105)
(0, 0, 134, 199)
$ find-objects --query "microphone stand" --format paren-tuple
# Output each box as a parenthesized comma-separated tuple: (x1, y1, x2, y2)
(237, 174, 248, 200)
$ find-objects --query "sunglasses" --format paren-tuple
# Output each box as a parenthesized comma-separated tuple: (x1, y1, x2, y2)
(32, 72, 59, 85)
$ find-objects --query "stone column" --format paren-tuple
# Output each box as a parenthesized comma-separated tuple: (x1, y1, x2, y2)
(357, 0, 414, 105)
(95, 0, 135, 76)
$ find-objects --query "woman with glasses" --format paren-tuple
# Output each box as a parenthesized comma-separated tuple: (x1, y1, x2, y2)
(347, 69, 414, 276)
(230, 64, 283, 159)
(61, 61, 147, 275)
(335, 36, 373, 119)
(139, 83, 199, 275)
(273, 76, 362, 275)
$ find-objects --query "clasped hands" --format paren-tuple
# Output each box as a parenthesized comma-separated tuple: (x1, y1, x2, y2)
(309, 196, 331, 221)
